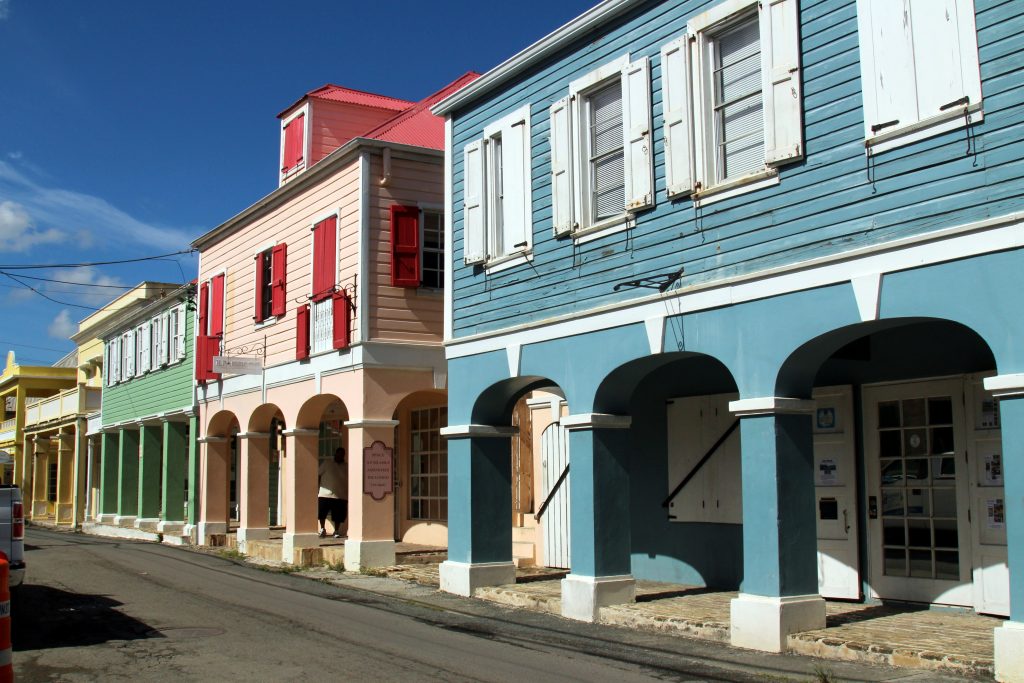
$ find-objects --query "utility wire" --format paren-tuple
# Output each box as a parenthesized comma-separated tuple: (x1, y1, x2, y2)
(2, 272, 98, 310)
(0, 272, 135, 289)
(0, 249, 195, 270)
(0, 340, 69, 353)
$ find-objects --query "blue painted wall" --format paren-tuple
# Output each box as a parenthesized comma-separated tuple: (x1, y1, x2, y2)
(448, 0, 1024, 338)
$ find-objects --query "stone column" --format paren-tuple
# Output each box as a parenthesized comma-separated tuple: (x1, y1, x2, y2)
(30, 434, 50, 519)
(186, 414, 199, 530)
(438, 425, 517, 596)
(97, 431, 119, 523)
(159, 419, 188, 535)
(728, 397, 824, 653)
(196, 436, 229, 544)
(342, 420, 398, 570)
(115, 427, 140, 526)
(236, 431, 271, 551)
(55, 430, 75, 525)
(559, 414, 635, 622)
(135, 423, 163, 531)
(985, 378, 1024, 682)
(281, 428, 319, 563)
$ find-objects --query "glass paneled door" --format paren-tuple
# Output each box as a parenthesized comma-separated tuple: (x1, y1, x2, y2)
(864, 379, 973, 606)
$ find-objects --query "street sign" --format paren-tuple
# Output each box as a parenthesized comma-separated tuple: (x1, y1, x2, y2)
(212, 356, 263, 375)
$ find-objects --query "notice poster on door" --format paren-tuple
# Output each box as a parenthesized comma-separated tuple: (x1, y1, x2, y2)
(987, 498, 1005, 530)
(983, 452, 1004, 486)
(816, 458, 839, 486)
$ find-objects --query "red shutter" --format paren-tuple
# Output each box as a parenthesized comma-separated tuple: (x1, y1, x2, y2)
(195, 334, 206, 380)
(195, 335, 222, 383)
(254, 251, 266, 323)
(293, 114, 305, 166)
(312, 216, 337, 301)
(296, 304, 310, 360)
(210, 274, 225, 337)
(390, 205, 420, 287)
(198, 281, 209, 336)
(271, 243, 287, 317)
(332, 291, 350, 350)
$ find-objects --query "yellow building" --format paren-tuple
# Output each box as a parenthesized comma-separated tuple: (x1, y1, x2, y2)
(0, 351, 78, 514)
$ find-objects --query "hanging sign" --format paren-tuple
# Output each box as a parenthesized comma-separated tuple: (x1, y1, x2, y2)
(363, 440, 394, 501)
(212, 356, 263, 375)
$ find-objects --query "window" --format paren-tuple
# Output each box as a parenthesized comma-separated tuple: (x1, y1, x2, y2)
(661, 0, 802, 200)
(462, 105, 532, 266)
(421, 210, 444, 289)
(136, 323, 149, 374)
(150, 316, 161, 369)
(856, 0, 981, 151)
(280, 110, 306, 178)
(409, 406, 447, 521)
(550, 54, 653, 238)
(122, 330, 134, 379)
(255, 244, 287, 323)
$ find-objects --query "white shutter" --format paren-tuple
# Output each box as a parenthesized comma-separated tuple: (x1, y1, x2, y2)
(857, 0, 918, 138)
(112, 336, 120, 383)
(159, 312, 170, 365)
(176, 306, 186, 361)
(549, 96, 574, 236)
(761, 0, 804, 165)
(125, 330, 135, 377)
(501, 108, 530, 254)
(140, 322, 150, 373)
(661, 37, 696, 197)
(104, 342, 112, 386)
(909, 0, 980, 119)
(462, 139, 487, 264)
(621, 56, 654, 210)
(151, 317, 160, 369)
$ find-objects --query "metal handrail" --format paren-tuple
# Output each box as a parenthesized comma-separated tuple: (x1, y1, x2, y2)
(661, 420, 739, 509)
(534, 463, 570, 522)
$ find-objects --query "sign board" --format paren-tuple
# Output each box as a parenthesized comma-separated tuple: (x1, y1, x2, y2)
(212, 356, 262, 375)
(363, 440, 394, 501)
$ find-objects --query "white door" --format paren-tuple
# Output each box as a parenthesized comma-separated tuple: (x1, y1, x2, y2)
(863, 379, 973, 606)
(967, 375, 1009, 616)
(813, 386, 860, 600)
(311, 298, 333, 354)
(540, 422, 570, 569)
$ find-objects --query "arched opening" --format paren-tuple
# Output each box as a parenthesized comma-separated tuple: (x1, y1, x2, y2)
(295, 395, 349, 542)
(393, 390, 447, 546)
(246, 405, 285, 530)
(203, 410, 239, 540)
(777, 318, 1002, 614)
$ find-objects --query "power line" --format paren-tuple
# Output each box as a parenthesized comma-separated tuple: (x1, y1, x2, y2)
(2, 272, 97, 310)
(0, 272, 134, 289)
(0, 249, 196, 270)
(0, 340, 69, 353)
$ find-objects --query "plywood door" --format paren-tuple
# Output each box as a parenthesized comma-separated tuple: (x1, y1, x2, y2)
(540, 423, 570, 569)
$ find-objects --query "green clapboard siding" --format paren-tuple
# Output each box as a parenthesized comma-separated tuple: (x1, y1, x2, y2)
(101, 306, 194, 425)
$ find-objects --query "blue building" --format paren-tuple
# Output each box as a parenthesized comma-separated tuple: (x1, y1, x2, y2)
(433, 0, 1024, 677)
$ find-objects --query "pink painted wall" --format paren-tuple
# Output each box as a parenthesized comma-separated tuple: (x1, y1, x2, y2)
(308, 101, 400, 167)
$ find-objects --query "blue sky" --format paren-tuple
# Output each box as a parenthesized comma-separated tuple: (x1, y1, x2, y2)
(0, 0, 594, 364)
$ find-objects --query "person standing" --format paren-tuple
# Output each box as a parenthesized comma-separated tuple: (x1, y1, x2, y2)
(318, 447, 348, 538)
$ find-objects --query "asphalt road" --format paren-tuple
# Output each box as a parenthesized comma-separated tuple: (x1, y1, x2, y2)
(14, 527, 967, 682)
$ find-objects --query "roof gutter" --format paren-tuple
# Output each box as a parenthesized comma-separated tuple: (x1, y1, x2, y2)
(192, 138, 442, 251)
(431, 0, 643, 116)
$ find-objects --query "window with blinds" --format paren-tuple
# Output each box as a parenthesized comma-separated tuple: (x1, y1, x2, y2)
(586, 81, 625, 222)
(712, 16, 763, 182)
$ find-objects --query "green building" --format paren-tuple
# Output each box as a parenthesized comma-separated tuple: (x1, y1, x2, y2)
(88, 282, 198, 543)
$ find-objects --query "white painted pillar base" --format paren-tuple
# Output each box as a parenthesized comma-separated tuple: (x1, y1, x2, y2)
(995, 621, 1024, 682)
(96, 514, 117, 525)
(730, 593, 826, 652)
(560, 574, 636, 622)
(196, 521, 227, 545)
(236, 526, 272, 552)
(113, 515, 137, 528)
(157, 520, 185, 535)
(282, 532, 320, 561)
(183, 523, 197, 544)
(134, 517, 161, 530)
(439, 560, 516, 597)
(344, 539, 396, 571)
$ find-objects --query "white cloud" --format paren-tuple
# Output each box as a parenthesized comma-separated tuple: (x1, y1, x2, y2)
(47, 310, 76, 339)
(6, 152, 21, 160)
(0, 200, 66, 251)
(0, 160, 194, 252)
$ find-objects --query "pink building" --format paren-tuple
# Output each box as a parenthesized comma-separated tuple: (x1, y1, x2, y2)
(192, 74, 477, 568)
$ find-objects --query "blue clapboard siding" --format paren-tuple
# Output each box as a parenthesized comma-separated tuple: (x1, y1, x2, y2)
(449, 0, 1024, 338)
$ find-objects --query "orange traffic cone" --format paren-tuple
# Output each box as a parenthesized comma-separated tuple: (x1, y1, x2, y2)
(0, 551, 12, 683)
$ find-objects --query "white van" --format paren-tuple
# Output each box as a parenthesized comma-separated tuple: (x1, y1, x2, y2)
(0, 486, 25, 587)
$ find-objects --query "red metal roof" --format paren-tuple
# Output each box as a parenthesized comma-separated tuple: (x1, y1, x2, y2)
(363, 72, 481, 149)
(277, 84, 413, 119)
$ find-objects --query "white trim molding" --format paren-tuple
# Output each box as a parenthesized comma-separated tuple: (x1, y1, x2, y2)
(729, 397, 815, 416)
(234, 432, 270, 440)
(197, 436, 227, 444)
(281, 428, 319, 437)
(983, 374, 1024, 398)
(440, 424, 518, 439)
(560, 413, 632, 430)
(343, 419, 400, 429)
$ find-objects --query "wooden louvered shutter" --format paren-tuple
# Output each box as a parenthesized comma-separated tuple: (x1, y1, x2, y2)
(390, 205, 420, 287)
(621, 56, 654, 211)
(549, 97, 574, 236)
(312, 216, 337, 301)
(254, 251, 266, 323)
(296, 304, 310, 360)
(332, 291, 350, 350)
(210, 274, 225, 337)
(198, 281, 209, 336)
(760, 0, 803, 165)
(271, 243, 287, 316)
(661, 37, 696, 197)
(462, 140, 487, 264)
